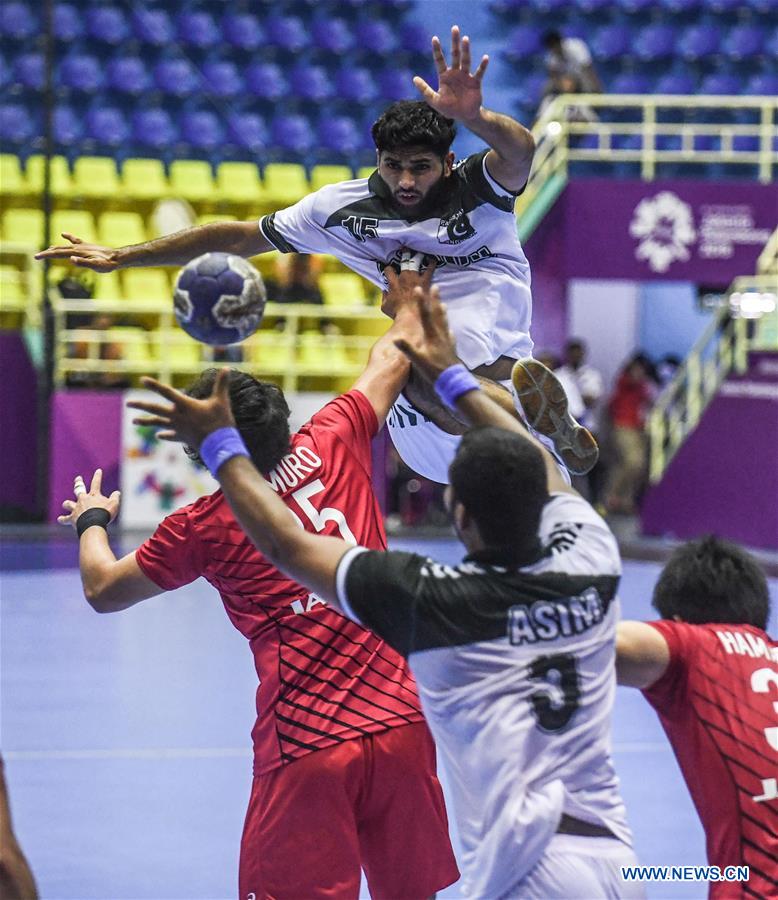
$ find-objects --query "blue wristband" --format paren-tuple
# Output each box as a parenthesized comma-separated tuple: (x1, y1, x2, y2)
(434, 364, 481, 410)
(199, 427, 249, 478)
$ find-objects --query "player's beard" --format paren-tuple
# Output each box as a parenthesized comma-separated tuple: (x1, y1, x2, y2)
(391, 176, 450, 220)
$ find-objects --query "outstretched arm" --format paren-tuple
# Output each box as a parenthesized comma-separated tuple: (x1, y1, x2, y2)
(414, 25, 535, 192)
(615, 621, 671, 689)
(34, 221, 273, 272)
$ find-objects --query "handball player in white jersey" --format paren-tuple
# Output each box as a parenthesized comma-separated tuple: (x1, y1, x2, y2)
(37, 26, 595, 482)
(131, 284, 642, 899)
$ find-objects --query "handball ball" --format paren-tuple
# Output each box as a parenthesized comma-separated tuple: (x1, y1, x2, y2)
(174, 252, 266, 345)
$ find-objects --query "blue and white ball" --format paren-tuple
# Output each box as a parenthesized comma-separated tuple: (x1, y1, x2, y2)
(174, 252, 266, 345)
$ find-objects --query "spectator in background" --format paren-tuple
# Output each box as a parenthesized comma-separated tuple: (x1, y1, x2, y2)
(535, 349, 586, 422)
(604, 353, 656, 515)
(543, 31, 602, 94)
(263, 254, 323, 305)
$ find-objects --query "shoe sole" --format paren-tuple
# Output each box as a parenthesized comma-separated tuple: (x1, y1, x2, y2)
(511, 358, 600, 476)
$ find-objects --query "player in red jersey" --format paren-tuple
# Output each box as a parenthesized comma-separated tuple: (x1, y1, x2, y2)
(616, 536, 778, 899)
(56, 267, 459, 899)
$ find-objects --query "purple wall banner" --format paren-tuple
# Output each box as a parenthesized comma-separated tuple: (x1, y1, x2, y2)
(0, 333, 38, 517)
(539, 179, 777, 288)
(641, 351, 778, 550)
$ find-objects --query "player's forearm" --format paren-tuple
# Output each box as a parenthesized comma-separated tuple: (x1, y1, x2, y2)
(115, 221, 271, 269)
(462, 108, 535, 171)
(78, 530, 131, 612)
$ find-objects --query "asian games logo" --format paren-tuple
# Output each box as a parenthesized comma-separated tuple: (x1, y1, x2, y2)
(629, 191, 697, 273)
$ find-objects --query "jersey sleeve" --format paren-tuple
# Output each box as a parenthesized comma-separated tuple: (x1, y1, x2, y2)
(305, 390, 379, 473)
(336, 547, 427, 657)
(457, 150, 524, 210)
(259, 189, 334, 255)
(640, 620, 695, 713)
(135, 508, 205, 591)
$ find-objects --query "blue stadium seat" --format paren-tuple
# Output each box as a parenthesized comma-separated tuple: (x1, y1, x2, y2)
(87, 106, 130, 148)
(377, 67, 415, 101)
(227, 112, 266, 154)
(53, 105, 82, 147)
(700, 72, 740, 94)
(621, 0, 656, 15)
(266, 15, 308, 53)
(573, 0, 611, 16)
(87, 6, 128, 45)
(318, 117, 361, 155)
(154, 58, 200, 98)
(246, 62, 287, 101)
(709, 0, 752, 13)
(354, 21, 396, 56)
(270, 114, 314, 156)
(503, 27, 543, 63)
(133, 108, 178, 151)
(634, 25, 676, 62)
(13, 52, 44, 91)
(335, 67, 378, 104)
(289, 64, 333, 102)
(54, 2, 83, 42)
(131, 7, 174, 47)
(732, 136, 759, 152)
(0, 103, 35, 147)
(180, 111, 225, 153)
(0, 53, 8, 90)
(590, 24, 632, 62)
(222, 13, 264, 51)
(177, 11, 219, 49)
(767, 27, 778, 59)
(723, 25, 764, 61)
(744, 73, 778, 95)
(535, 0, 571, 15)
(202, 61, 243, 98)
(2, 2, 36, 40)
(60, 53, 103, 93)
(610, 72, 652, 94)
(400, 23, 430, 56)
(514, 73, 546, 111)
(107, 57, 150, 96)
(311, 18, 353, 54)
(655, 71, 697, 94)
(678, 24, 721, 61)
(659, 0, 702, 15)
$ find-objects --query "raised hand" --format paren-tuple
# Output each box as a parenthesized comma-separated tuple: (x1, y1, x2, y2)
(127, 369, 235, 449)
(393, 285, 460, 384)
(34, 233, 120, 271)
(58, 468, 121, 528)
(381, 252, 437, 319)
(413, 25, 489, 122)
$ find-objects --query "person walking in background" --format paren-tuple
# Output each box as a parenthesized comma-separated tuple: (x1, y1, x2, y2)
(604, 353, 655, 515)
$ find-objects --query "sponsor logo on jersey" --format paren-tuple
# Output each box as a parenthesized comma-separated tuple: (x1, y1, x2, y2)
(508, 586, 606, 645)
(437, 208, 476, 244)
(430, 244, 496, 269)
(341, 214, 379, 243)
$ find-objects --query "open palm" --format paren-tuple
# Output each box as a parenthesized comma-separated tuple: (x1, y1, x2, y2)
(414, 25, 489, 122)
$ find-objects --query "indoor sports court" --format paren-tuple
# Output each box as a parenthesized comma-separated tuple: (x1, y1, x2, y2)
(1, 0, 776, 897)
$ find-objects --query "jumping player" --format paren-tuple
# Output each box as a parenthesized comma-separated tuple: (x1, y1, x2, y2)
(616, 537, 778, 899)
(57, 268, 459, 899)
(129, 284, 642, 899)
(36, 26, 596, 483)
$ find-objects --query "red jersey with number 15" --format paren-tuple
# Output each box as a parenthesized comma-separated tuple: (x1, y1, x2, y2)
(136, 390, 424, 775)
(642, 620, 778, 899)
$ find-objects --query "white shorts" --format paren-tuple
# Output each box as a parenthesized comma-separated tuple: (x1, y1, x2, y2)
(505, 834, 645, 900)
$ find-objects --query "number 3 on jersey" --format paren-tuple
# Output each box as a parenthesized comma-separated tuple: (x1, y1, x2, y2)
(289, 479, 357, 544)
(529, 653, 581, 733)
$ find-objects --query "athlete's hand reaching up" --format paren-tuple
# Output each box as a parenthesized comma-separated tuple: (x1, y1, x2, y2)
(34, 233, 120, 271)
(58, 468, 121, 528)
(128, 369, 236, 451)
(381, 253, 436, 319)
(394, 285, 460, 384)
(414, 25, 488, 123)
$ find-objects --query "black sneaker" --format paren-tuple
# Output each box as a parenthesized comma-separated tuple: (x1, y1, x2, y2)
(512, 358, 600, 476)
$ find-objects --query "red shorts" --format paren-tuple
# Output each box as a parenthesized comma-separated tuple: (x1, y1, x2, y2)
(239, 721, 459, 899)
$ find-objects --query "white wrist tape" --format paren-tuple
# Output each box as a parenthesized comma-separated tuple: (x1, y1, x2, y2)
(400, 250, 425, 272)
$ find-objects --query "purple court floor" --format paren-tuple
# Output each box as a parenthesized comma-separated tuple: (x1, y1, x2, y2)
(2, 535, 776, 899)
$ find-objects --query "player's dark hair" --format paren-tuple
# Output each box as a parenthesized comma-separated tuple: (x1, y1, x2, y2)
(372, 101, 456, 158)
(184, 369, 291, 474)
(449, 426, 548, 565)
(543, 30, 563, 49)
(652, 535, 770, 628)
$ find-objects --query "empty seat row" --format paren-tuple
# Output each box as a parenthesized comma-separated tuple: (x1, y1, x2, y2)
(490, 0, 775, 18)
(0, 156, 374, 207)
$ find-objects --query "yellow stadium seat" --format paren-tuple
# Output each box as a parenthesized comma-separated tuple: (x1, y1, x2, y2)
(357, 166, 376, 180)
(122, 268, 171, 308)
(261, 164, 308, 207)
(98, 211, 147, 247)
(310, 165, 353, 192)
(297, 330, 350, 372)
(246, 331, 293, 371)
(153, 330, 203, 367)
(318, 272, 366, 307)
(0, 264, 26, 312)
(0, 155, 26, 197)
(105, 327, 154, 365)
(72, 156, 121, 200)
(169, 160, 216, 204)
(24, 155, 74, 198)
(121, 158, 170, 201)
(196, 213, 237, 226)
(92, 271, 124, 302)
(51, 209, 97, 244)
(2, 208, 45, 247)
(216, 162, 264, 205)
